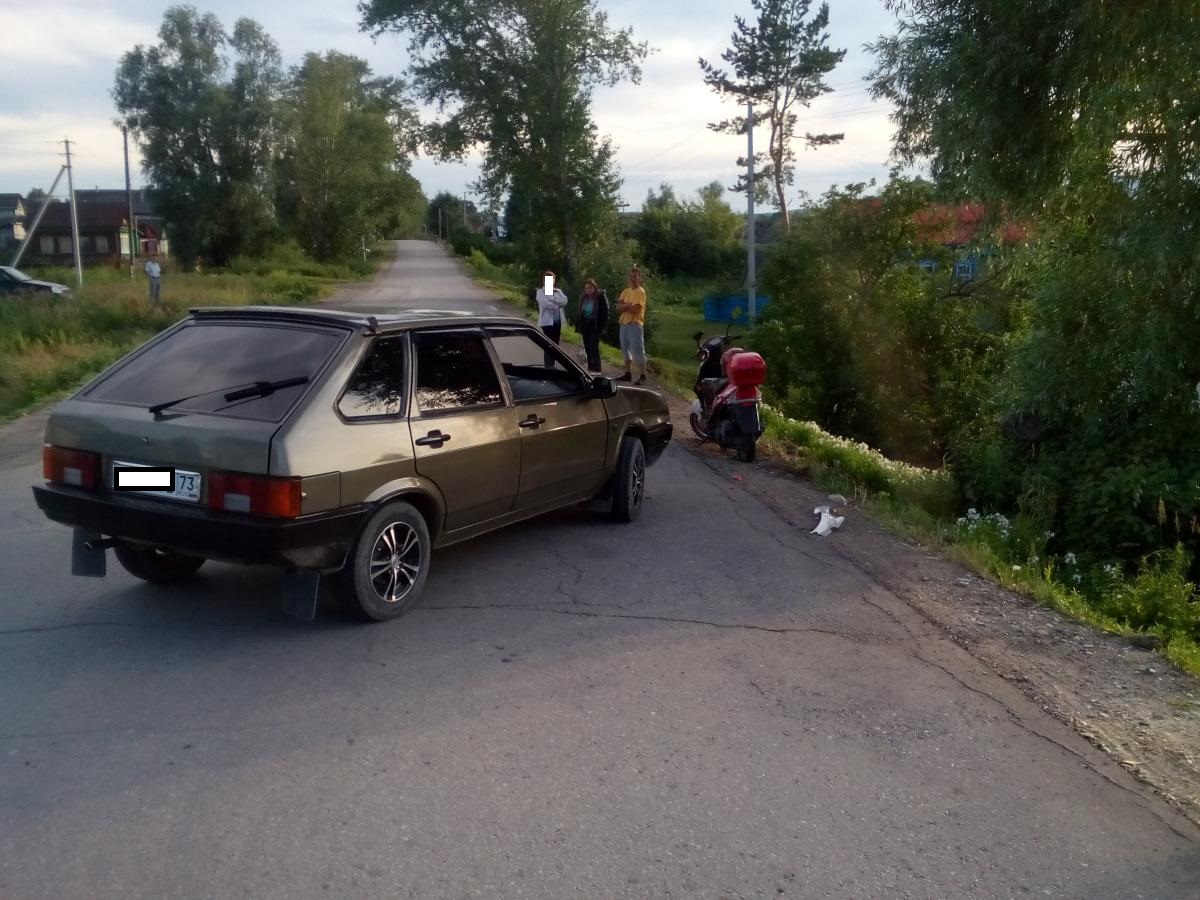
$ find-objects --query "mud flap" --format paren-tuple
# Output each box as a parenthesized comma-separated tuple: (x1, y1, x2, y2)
(71, 529, 107, 577)
(281, 569, 321, 622)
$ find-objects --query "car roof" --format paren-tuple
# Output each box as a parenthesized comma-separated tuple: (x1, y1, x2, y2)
(187, 305, 533, 335)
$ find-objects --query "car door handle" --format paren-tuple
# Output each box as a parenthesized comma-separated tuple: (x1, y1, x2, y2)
(519, 414, 547, 429)
(415, 430, 451, 448)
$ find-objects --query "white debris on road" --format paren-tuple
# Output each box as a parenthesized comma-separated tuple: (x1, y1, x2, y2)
(812, 494, 847, 536)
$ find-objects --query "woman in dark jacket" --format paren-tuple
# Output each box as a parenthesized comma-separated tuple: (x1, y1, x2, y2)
(577, 278, 609, 374)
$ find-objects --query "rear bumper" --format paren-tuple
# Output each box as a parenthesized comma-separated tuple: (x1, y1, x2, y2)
(645, 422, 673, 464)
(32, 483, 368, 570)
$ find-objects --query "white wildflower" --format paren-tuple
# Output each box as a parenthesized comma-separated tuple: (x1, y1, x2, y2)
(1064, 552, 1077, 565)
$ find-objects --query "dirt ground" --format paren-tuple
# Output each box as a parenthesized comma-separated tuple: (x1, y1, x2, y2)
(651, 382, 1200, 829)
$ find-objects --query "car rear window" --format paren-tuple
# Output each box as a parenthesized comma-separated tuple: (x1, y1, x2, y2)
(84, 321, 346, 421)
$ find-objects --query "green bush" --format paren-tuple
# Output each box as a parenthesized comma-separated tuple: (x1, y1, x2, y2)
(449, 229, 492, 258)
(756, 177, 1011, 468)
(480, 240, 520, 267)
(946, 202, 1200, 573)
(1095, 546, 1200, 639)
(633, 182, 743, 280)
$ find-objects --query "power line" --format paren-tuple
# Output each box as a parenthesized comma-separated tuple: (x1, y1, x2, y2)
(624, 145, 720, 176)
(622, 126, 710, 170)
(804, 103, 891, 120)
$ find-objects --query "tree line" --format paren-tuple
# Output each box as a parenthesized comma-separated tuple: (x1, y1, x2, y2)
(114, 6, 426, 269)
(116, 1, 847, 282)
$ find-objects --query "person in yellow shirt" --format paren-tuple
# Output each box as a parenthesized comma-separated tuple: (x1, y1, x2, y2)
(616, 267, 647, 384)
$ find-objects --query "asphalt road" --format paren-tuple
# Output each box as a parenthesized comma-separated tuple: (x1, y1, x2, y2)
(1, 241, 1197, 899)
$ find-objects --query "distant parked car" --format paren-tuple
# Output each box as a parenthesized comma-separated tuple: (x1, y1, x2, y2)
(32, 306, 673, 622)
(0, 265, 70, 297)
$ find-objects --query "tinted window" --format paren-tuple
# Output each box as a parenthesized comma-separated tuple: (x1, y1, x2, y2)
(339, 336, 407, 418)
(84, 322, 344, 421)
(487, 329, 583, 401)
(414, 331, 503, 413)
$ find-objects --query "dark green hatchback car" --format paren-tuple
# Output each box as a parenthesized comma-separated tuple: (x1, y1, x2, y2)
(33, 306, 673, 621)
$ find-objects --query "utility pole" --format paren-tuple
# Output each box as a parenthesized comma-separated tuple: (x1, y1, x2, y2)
(438, 206, 444, 242)
(746, 102, 756, 323)
(122, 125, 136, 278)
(463, 191, 467, 228)
(64, 138, 83, 289)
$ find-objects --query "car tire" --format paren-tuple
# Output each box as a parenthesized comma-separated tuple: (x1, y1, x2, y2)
(611, 435, 646, 523)
(335, 501, 431, 622)
(113, 544, 205, 584)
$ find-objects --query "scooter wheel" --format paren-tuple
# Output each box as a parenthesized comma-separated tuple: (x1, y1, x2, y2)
(735, 434, 757, 463)
(689, 412, 711, 441)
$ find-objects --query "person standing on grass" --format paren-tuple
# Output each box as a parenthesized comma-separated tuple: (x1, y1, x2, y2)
(577, 278, 609, 374)
(144, 255, 162, 306)
(535, 270, 569, 366)
(616, 267, 647, 384)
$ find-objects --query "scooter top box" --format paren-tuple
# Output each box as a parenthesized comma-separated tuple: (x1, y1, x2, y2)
(726, 351, 767, 387)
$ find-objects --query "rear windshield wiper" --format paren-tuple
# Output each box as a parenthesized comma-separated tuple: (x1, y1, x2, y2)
(149, 376, 310, 417)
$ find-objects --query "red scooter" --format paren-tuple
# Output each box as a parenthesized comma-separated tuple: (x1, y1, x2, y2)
(688, 326, 767, 462)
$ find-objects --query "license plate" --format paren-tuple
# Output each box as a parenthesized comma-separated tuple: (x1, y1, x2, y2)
(113, 461, 202, 503)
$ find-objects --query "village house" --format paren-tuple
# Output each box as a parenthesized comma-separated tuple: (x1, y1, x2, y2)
(3, 189, 167, 266)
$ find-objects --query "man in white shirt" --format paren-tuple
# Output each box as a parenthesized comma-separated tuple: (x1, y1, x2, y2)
(535, 270, 568, 366)
(144, 255, 162, 306)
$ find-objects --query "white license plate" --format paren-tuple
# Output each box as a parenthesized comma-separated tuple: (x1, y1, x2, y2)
(113, 461, 202, 503)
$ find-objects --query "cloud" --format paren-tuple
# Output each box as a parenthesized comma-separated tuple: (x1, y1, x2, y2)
(0, 114, 145, 194)
(0, 3, 156, 70)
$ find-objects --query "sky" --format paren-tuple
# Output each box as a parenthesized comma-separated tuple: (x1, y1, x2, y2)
(0, 0, 908, 213)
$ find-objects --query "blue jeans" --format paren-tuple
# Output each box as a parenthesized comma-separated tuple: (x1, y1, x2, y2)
(619, 323, 645, 376)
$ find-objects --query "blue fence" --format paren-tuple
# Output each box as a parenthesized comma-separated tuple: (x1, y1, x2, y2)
(702, 294, 771, 323)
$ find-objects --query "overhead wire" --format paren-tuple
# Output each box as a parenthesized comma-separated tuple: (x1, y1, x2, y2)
(622, 126, 710, 170)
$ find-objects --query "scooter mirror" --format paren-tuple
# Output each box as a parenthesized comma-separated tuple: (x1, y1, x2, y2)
(692, 330, 704, 344)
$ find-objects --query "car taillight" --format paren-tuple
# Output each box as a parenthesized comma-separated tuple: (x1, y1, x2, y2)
(43, 445, 100, 489)
(208, 471, 302, 518)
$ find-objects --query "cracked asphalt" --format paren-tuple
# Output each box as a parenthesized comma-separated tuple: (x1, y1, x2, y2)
(1, 241, 1198, 899)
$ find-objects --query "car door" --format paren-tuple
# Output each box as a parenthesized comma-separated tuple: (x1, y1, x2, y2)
(485, 326, 609, 510)
(410, 328, 522, 532)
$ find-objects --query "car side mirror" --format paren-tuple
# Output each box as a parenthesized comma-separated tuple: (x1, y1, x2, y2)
(590, 376, 618, 398)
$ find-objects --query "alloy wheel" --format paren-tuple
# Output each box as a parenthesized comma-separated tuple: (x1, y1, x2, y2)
(631, 452, 645, 510)
(369, 521, 422, 604)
